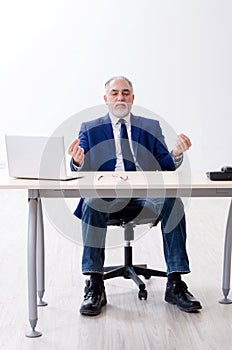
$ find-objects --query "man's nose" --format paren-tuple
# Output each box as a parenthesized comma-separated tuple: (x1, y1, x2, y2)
(116, 93, 125, 101)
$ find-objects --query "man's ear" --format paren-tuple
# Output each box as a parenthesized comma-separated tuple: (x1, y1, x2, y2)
(104, 95, 107, 103)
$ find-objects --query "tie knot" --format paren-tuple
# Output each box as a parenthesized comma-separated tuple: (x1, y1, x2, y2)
(118, 119, 126, 125)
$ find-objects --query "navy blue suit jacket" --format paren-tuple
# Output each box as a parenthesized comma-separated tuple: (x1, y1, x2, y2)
(71, 113, 176, 218)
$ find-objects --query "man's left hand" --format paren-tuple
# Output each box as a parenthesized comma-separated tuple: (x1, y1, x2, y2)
(172, 133, 192, 157)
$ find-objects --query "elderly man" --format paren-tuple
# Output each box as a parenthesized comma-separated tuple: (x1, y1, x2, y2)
(68, 76, 202, 316)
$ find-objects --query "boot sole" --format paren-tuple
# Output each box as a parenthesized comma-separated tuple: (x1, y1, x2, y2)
(80, 298, 107, 316)
(165, 296, 202, 312)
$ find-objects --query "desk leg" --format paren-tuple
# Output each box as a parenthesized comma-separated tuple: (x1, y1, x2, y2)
(26, 191, 42, 338)
(37, 198, 48, 307)
(219, 199, 232, 304)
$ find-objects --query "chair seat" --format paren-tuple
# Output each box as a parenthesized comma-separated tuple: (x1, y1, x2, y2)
(107, 205, 159, 226)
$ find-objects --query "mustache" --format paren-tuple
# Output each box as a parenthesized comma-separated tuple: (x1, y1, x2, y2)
(114, 102, 129, 108)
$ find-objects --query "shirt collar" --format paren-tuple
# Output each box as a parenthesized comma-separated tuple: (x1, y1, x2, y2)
(109, 112, 131, 125)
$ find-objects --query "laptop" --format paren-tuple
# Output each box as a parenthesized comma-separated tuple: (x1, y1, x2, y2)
(5, 135, 79, 180)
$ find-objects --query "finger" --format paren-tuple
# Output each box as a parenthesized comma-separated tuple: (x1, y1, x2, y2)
(176, 137, 191, 151)
(179, 134, 192, 148)
(72, 142, 82, 157)
(72, 146, 84, 164)
(78, 149, 85, 163)
(75, 146, 84, 159)
(178, 141, 189, 152)
(68, 139, 80, 154)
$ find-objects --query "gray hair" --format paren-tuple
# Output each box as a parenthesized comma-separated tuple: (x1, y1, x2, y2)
(105, 76, 134, 93)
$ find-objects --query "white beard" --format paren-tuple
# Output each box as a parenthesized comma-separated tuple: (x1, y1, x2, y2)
(112, 102, 130, 118)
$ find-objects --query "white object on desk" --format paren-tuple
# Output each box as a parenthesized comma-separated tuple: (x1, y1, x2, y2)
(5, 135, 78, 180)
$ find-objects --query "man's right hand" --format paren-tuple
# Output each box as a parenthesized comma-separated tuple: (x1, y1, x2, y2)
(68, 139, 84, 167)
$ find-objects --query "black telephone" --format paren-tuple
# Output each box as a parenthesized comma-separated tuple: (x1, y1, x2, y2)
(206, 166, 232, 180)
(221, 166, 232, 173)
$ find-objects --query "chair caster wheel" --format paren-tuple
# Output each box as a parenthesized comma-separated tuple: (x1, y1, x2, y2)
(144, 275, 151, 280)
(84, 279, 90, 293)
(138, 289, 148, 300)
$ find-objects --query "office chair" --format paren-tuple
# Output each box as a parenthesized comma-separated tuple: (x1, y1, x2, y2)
(103, 205, 167, 300)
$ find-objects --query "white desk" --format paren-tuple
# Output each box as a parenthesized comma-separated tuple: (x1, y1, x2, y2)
(0, 171, 232, 337)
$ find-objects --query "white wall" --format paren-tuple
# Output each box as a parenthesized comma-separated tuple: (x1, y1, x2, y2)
(0, 0, 231, 171)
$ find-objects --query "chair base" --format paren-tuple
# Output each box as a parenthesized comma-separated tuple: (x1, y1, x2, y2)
(104, 208, 165, 299)
(103, 263, 167, 300)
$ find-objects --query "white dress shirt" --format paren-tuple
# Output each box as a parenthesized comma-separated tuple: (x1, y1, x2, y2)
(109, 113, 141, 172)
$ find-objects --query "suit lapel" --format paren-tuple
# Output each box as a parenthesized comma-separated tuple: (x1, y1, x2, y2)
(100, 114, 116, 156)
(131, 114, 141, 157)
(100, 114, 114, 139)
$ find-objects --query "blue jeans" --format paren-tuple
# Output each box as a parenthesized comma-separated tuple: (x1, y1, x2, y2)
(81, 197, 190, 276)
